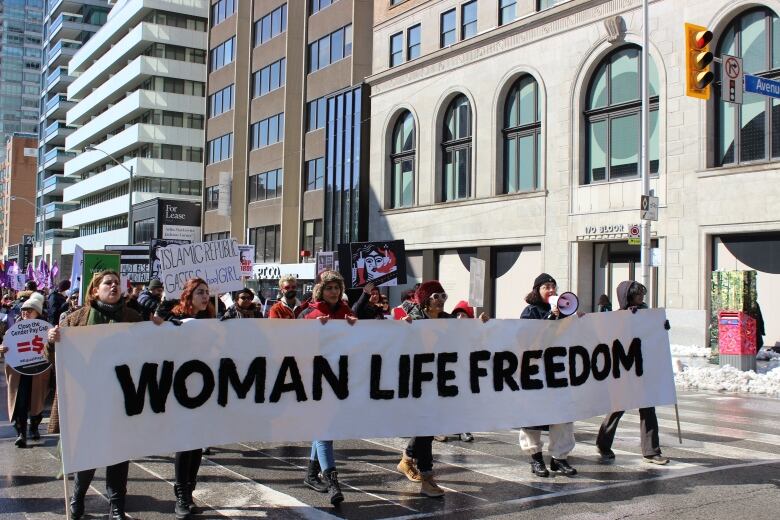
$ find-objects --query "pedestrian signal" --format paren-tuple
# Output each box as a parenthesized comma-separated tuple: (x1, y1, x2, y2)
(685, 23, 714, 99)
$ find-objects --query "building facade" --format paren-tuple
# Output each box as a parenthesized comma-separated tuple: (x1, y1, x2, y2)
(59, 0, 208, 260)
(0, 0, 44, 163)
(0, 133, 37, 261)
(368, 0, 780, 347)
(35, 0, 110, 269)
(202, 0, 373, 278)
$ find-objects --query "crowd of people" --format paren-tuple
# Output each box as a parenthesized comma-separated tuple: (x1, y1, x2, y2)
(0, 270, 669, 519)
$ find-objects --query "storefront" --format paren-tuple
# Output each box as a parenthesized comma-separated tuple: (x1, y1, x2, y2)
(249, 262, 317, 301)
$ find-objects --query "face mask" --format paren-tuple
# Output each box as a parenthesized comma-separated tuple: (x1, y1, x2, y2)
(284, 290, 297, 299)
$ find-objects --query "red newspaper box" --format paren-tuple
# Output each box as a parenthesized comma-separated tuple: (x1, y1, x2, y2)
(718, 311, 757, 355)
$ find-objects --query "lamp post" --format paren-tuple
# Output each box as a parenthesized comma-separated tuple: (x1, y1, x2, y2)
(10, 195, 43, 266)
(85, 145, 134, 244)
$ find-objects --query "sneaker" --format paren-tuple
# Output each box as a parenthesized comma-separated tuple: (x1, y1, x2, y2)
(420, 471, 445, 497)
(397, 453, 422, 482)
(598, 448, 616, 462)
(459, 432, 474, 442)
(643, 454, 670, 465)
(550, 458, 578, 476)
(530, 453, 549, 477)
(433, 435, 448, 442)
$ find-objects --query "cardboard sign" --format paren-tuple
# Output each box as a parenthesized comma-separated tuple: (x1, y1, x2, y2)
(9, 274, 27, 291)
(238, 245, 255, 276)
(157, 239, 243, 298)
(315, 251, 335, 279)
(81, 252, 121, 299)
(3, 319, 52, 375)
(70, 245, 84, 305)
(338, 240, 407, 288)
(105, 245, 152, 284)
(149, 238, 190, 281)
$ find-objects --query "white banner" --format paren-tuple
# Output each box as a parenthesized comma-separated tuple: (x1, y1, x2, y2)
(157, 239, 243, 298)
(56, 310, 675, 474)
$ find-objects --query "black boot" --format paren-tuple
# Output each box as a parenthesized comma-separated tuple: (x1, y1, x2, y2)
(174, 483, 191, 519)
(303, 459, 328, 493)
(29, 415, 42, 441)
(186, 481, 199, 514)
(322, 468, 344, 506)
(550, 458, 578, 476)
(14, 419, 27, 448)
(69, 486, 87, 520)
(530, 452, 549, 477)
(109, 497, 126, 520)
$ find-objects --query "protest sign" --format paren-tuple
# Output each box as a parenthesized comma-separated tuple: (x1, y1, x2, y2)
(56, 310, 675, 474)
(3, 319, 52, 376)
(9, 274, 26, 291)
(105, 245, 152, 284)
(338, 240, 407, 288)
(149, 238, 190, 281)
(157, 238, 243, 298)
(70, 245, 84, 305)
(81, 252, 121, 298)
(238, 245, 255, 276)
(315, 251, 335, 280)
(469, 257, 486, 308)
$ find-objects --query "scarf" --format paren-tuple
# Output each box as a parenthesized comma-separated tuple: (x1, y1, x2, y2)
(90, 299, 125, 324)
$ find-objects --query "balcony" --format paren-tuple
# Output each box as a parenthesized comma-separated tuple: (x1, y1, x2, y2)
(40, 174, 79, 197)
(48, 12, 102, 44)
(44, 94, 75, 119)
(43, 149, 77, 171)
(38, 201, 80, 222)
(44, 228, 79, 240)
(45, 66, 73, 93)
(43, 121, 75, 146)
(48, 39, 81, 69)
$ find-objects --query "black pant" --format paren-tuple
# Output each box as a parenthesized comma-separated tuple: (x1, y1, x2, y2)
(73, 462, 130, 508)
(405, 437, 433, 472)
(12, 374, 32, 423)
(596, 407, 661, 457)
(175, 449, 203, 485)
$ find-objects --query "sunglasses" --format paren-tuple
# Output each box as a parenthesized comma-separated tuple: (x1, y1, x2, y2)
(429, 292, 448, 302)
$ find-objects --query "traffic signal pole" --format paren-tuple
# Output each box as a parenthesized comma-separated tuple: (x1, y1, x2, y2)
(640, 0, 651, 294)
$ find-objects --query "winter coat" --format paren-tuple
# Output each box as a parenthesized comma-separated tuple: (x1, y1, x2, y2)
(137, 290, 162, 321)
(269, 300, 301, 319)
(351, 292, 386, 320)
(299, 300, 355, 320)
(400, 300, 452, 320)
(220, 304, 263, 320)
(520, 302, 557, 320)
(615, 281, 648, 311)
(47, 292, 67, 325)
(4, 364, 50, 422)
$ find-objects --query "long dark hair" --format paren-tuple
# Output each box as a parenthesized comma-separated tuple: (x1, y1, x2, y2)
(171, 278, 215, 318)
(597, 294, 611, 307)
(525, 289, 544, 306)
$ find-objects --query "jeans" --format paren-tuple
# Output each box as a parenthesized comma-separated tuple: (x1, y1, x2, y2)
(405, 436, 433, 472)
(596, 407, 661, 457)
(310, 441, 336, 472)
(175, 449, 203, 485)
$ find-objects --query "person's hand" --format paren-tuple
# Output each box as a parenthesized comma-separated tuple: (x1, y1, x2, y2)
(629, 306, 638, 314)
(151, 315, 164, 326)
(479, 312, 490, 323)
(0, 345, 7, 354)
(48, 326, 60, 343)
(456, 313, 467, 319)
(363, 282, 375, 295)
(318, 315, 330, 325)
(169, 318, 183, 326)
(346, 315, 357, 326)
(664, 319, 671, 330)
(402, 315, 413, 323)
(551, 307, 561, 318)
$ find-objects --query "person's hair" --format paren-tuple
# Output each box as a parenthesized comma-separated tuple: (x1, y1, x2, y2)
(627, 282, 647, 304)
(25, 280, 37, 291)
(86, 270, 121, 306)
(525, 289, 544, 305)
(597, 294, 611, 306)
(278, 274, 297, 289)
(451, 308, 469, 317)
(58, 279, 71, 292)
(312, 270, 345, 301)
(171, 278, 215, 318)
(401, 289, 415, 302)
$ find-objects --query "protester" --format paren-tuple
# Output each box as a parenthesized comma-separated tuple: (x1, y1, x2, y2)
(137, 279, 164, 321)
(0, 292, 51, 448)
(47, 271, 144, 520)
(45, 288, 82, 436)
(351, 282, 385, 319)
(11, 282, 40, 319)
(160, 278, 215, 518)
(47, 280, 70, 325)
(268, 275, 302, 319)
(298, 270, 356, 505)
(125, 284, 143, 315)
(220, 288, 263, 320)
(379, 294, 390, 316)
(596, 280, 669, 465)
(597, 294, 612, 312)
(450, 300, 474, 319)
(518, 273, 577, 477)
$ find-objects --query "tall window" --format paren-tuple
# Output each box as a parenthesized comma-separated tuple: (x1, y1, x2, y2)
(248, 225, 280, 262)
(303, 219, 323, 257)
(461, 1, 477, 40)
(499, 0, 516, 25)
(716, 8, 780, 166)
(390, 32, 403, 67)
(306, 157, 324, 190)
(442, 95, 472, 201)
(584, 46, 659, 183)
(440, 9, 456, 48)
(407, 24, 421, 60)
(390, 111, 415, 208)
(504, 76, 541, 193)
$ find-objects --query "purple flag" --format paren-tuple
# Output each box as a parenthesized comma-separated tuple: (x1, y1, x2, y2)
(26, 262, 34, 282)
(50, 260, 59, 286)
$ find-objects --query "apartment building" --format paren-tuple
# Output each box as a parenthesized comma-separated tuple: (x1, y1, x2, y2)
(203, 0, 373, 289)
(59, 0, 208, 260)
(367, 0, 780, 347)
(35, 0, 110, 269)
(0, 133, 37, 262)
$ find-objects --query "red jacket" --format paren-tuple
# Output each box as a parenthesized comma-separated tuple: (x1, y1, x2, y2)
(300, 300, 355, 320)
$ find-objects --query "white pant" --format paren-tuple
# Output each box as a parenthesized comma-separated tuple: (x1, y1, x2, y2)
(519, 423, 575, 459)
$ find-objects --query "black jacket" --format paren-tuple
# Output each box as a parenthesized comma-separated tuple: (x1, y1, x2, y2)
(47, 291, 67, 325)
(351, 292, 386, 320)
(220, 304, 263, 320)
(520, 302, 556, 320)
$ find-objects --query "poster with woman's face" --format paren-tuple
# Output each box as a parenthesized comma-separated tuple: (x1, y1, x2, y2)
(338, 240, 407, 288)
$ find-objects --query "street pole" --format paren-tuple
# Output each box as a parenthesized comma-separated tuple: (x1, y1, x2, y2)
(640, 0, 651, 294)
(127, 165, 134, 244)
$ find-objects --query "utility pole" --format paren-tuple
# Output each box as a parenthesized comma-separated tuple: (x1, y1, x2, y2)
(640, 0, 651, 293)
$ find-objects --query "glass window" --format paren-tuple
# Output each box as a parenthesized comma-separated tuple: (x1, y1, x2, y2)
(500, 0, 516, 26)
(390, 111, 415, 208)
(407, 24, 421, 60)
(319, 35, 331, 69)
(390, 32, 403, 67)
(441, 9, 456, 48)
(461, 1, 477, 40)
(504, 76, 542, 193)
(332, 27, 344, 62)
(309, 41, 319, 71)
(344, 24, 352, 56)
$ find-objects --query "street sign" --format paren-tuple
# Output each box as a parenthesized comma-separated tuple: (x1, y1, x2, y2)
(721, 54, 743, 104)
(744, 74, 780, 99)
(640, 195, 659, 221)
(628, 224, 641, 246)
(468, 257, 485, 308)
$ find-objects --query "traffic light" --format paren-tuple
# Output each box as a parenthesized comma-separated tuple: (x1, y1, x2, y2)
(685, 23, 714, 99)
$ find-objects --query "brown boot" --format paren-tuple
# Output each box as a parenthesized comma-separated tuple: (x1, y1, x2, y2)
(420, 471, 444, 497)
(397, 453, 422, 482)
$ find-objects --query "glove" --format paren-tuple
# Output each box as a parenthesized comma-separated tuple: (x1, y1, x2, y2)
(630, 306, 638, 314)
(664, 319, 671, 330)
(169, 318, 183, 326)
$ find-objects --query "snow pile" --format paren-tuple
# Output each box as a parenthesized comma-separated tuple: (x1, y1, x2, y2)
(670, 344, 711, 357)
(675, 365, 780, 397)
(756, 349, 780, 361)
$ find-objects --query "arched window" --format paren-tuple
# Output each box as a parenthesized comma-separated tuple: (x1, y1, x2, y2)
(390, 110, 415, 208)
(716, 8, 780, 166)
(442, 95, 472, 201)
(584, 45, 659, 183)
(504, 76, 541, 193)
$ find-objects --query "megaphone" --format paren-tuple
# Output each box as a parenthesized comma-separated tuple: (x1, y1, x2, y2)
(549, 292, 579, 316)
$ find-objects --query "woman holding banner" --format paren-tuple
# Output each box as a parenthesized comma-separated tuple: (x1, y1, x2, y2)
(0, 292, 51, 448)
(298, 270, 356, 506)
(518, 273, 578, 478)
(162, 277, 215, 518)
(47, 271, 142, 520)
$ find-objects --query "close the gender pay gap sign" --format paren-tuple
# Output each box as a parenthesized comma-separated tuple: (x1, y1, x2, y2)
(157, 238, 243, 297)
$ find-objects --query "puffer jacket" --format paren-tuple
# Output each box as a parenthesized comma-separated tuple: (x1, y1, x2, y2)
(520, 302, 556, 320)
(400, 300, 452, 320)
(298, 300, 355, 320)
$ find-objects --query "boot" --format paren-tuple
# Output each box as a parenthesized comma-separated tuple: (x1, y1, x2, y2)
(174, 483, 191, 519)
(397, 452, 422, 482)
(186, 481, 200, 513)
(69, 486, 87, 520)
(530, 452, 549, 477)
(14, 419, 27, 448)
(304, 459, 329, 492)
(322, 468, 344, 506)
(420, 471, 444, 497)
(109, 498, 126, 520)
(29, 415, 42, 441)
(550, 458, 577, 476)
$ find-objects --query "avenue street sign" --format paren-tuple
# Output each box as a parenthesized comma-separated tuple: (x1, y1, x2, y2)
(744, 74, 780, 99)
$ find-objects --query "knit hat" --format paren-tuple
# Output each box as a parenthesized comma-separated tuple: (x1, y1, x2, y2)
(533, 273, 556, 290)
(21, 292, 44, 315)
(415, 280, 445, 304)
(58, 279, 71, 292)
(148, 279, 163, 290)
(451, 300, 475, 319)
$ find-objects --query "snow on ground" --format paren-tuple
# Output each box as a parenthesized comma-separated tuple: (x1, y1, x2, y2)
(675, 364, 780, 397)
(670, 344, 711, 357)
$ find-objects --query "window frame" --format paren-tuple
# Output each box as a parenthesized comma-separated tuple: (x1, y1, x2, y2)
(503, 75, 542, 194)
(441, 95, 473, 201)
(461, 1, 478, 40)
(440, 9, 457, 48)
(407, 24, 421, 61)
(389, 111, 416, 208)
(390, 31, 404, 67)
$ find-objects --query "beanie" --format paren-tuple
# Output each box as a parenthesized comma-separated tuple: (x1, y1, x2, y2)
(533, 273, 556, 290)
(451, 300, 475, 319)
(58, 279, 72, 292)
(415, 280, 445, 304)
(21, 292, 44, 315)
(148, 279, 163, 290)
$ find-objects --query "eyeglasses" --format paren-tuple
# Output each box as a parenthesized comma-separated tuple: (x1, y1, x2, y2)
(429, 292, 448, 302)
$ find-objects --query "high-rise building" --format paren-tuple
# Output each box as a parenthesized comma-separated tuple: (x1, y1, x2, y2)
(59, 0, 208, 261)
(0, 133, 37, 262)
(0, 0, 45, 163)
(35, 0, 111, 270)
(203, 0, 373, 293)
